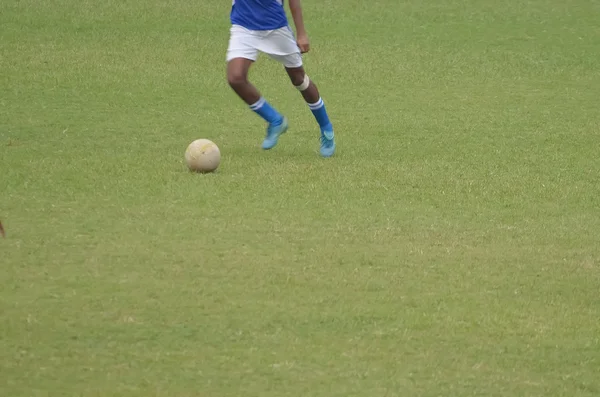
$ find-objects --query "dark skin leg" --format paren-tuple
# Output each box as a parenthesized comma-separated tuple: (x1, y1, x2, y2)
(228, 60, 321, 106)
(227, 57, 261, 105)
(285, 66, 321, 104)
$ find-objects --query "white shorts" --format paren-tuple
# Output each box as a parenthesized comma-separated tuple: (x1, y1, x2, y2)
(226, 24, 303, 68)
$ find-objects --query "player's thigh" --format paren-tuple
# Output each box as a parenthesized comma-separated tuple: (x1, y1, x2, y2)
(226, 25, 260, 65)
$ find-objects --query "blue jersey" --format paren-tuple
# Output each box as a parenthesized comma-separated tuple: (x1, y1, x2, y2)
(230, 0, 289, 31)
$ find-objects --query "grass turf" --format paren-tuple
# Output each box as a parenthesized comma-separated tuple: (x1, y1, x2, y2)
(1, 0, 599, 395)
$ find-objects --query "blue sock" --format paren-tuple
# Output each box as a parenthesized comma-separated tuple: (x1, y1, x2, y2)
(308, 98, 332, 130)
(249, 97, 283, 125)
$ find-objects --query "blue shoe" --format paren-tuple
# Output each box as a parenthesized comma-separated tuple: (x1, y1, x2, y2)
(320, 128, 335, 157)
(262, 117, 288, 150)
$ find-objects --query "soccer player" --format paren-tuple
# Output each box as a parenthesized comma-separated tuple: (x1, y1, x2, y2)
(226, 0, 336, 157)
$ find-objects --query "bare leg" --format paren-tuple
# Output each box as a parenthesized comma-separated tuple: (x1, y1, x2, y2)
(285, 65, 335, 157)
(227, 57, 261, 105)
(285, 66, 320, 104)
(227, 57, 287, 149)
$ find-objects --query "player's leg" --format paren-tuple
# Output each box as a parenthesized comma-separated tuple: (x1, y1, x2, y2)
(226, 57, 260, 105)
(226, 26, 288, 150)
(227, 58, 286, 129)
(263, 26, 335, 157)
(285, 66, 335, 157)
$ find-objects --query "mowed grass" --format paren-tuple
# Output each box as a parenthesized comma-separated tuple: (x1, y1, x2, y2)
(1, 0, 600, 395)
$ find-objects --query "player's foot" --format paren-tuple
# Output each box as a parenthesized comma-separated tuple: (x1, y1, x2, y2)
(319, 127, 335, 157)
(262, 117, 288, 150)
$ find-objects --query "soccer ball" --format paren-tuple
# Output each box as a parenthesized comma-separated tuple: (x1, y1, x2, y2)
(185, 139, 221, 173)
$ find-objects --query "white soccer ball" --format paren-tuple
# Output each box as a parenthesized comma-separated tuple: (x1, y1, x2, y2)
(185, 139, 221, 173)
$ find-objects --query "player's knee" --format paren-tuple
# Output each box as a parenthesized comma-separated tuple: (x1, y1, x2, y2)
(284, 67, 304, 86)
(294, 74, 310, 91)
(227, 71, 247, 88)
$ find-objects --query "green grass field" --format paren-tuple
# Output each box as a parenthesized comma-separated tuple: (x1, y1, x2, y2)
(2, 0, 600, 395)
